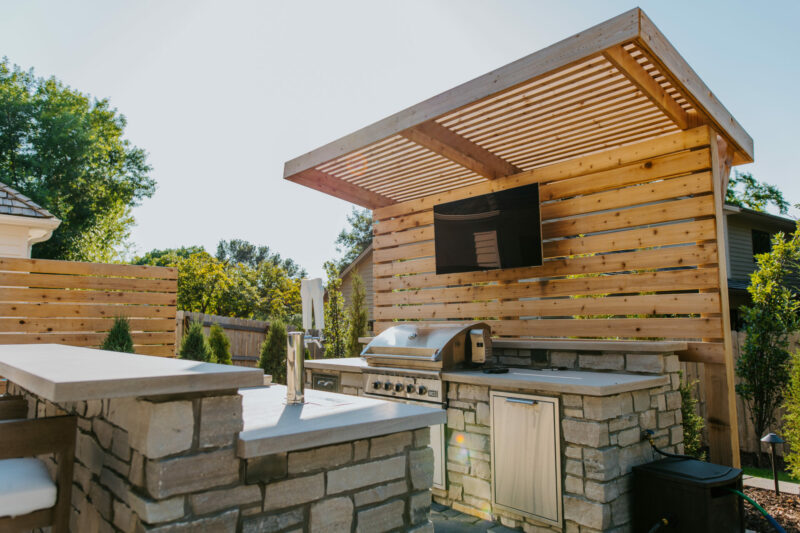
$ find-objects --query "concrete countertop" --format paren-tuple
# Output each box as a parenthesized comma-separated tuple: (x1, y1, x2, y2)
(0, 344, 264, 402)
(442, 368, 668, 396)
(305, 357, 367, 372)
(237, 385, 445, 457)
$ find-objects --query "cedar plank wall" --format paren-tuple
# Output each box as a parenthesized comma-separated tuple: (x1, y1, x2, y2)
(372, 126, 725, 363)
(0, 257, 177, 357)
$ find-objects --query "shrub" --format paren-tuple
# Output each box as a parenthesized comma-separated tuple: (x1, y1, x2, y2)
(346, 273, 368, 357)
(260, 318, 287, 384)
(323, 261, 348, 359)
(784, 351, 800, 478)
(180, 320, 212, 362)
(736, 227, 800, 464)
(101, 316, 134, 353)
(208, 323, 232, 365)
(680, 372, 706, 461)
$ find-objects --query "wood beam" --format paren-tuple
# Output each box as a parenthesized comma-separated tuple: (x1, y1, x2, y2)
(602, 44, 693, 130)
(288, 169, 395, 209)
(704, 128, 740, 467)
(401, 121, 521, 179)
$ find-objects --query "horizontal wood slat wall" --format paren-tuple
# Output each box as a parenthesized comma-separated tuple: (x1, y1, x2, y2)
(0, 257, 177, 356)
(371, 126, 724, 363)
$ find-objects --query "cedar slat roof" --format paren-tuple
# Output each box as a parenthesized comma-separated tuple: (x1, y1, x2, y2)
(284, 8, 753, 208)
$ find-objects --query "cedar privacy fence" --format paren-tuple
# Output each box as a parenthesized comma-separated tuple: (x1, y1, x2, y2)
(174, 311, 269, 367)
(0, 256, 177, 356)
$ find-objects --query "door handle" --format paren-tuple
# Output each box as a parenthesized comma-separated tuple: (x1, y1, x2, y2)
(505, 398, 537, 405)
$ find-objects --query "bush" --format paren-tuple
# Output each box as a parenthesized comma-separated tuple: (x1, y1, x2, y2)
(180, 320, 212, 362)
(736, 227, 800, 464)
(208, 323, 232, 364)
(101, 316, 134, 353)
(680, 372, 706, 461)
(323, 261, 348, 359)
(260, 318, 287, 384)
(784, 351, 800, 478)
(346, 273, 368, 357)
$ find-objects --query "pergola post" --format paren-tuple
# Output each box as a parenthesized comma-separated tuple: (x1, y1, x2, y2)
(704, 127, 740, 467)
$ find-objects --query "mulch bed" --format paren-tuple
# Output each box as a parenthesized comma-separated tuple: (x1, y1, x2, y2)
(745, 487, 800, 532)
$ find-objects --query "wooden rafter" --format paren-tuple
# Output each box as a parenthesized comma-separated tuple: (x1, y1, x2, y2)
(289, 169, 395, 209)
(602, 44, 693, 130)
(401, 120, 521, 180)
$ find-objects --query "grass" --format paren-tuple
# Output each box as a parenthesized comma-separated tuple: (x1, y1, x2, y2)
(742, 465, 800, 484)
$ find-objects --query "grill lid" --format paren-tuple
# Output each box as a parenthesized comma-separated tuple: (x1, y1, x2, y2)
(361, 322, 491, 369)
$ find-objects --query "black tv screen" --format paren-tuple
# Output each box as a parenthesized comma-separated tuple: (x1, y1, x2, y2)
(433, 183, 542, 274)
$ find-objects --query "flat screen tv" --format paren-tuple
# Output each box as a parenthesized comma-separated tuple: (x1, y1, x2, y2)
(433, 183, 542, 274)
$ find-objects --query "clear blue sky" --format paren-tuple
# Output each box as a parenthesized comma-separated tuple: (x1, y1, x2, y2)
(3, 1, 798, 277)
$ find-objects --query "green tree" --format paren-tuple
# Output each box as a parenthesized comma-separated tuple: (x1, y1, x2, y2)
(736, 225, 800, 464)
(133, 246, 204, 267)
(176, 252, 230, 314)
(0, 59, 155, 261)
(100, 316, 134, 353)
(335, 208, 373, 271)
(346, 273, 368, 357)
(259, 318, 287, 384)
(208, 323, 232, 365)
(180, 320, 213, 362)
(784, 351, 800, 478)
(726, 171, 789, 214)
(679, 373, 706, 460)
(217, 239, 306, 278)
(323, 261, 348, 358)
(253, 261, 302, 322)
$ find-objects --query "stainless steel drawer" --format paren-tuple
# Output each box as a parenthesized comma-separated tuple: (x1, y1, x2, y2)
(490, 391, 562, 526)
(311, 373, 339, 392)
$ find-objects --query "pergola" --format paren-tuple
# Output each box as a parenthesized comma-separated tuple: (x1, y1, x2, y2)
(284, 8, 752, 466)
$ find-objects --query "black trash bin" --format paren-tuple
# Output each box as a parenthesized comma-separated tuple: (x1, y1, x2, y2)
(633, 457, 744, 532)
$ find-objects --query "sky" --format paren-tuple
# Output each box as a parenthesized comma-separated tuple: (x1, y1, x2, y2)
(2, 1, 799, 278)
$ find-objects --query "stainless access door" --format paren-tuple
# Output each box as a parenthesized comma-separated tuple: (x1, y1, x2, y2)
(490, 391, 561, 526)
(364, 393, 445, 490)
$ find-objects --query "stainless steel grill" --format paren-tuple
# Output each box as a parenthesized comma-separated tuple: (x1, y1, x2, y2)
(360, 322, 492, 371)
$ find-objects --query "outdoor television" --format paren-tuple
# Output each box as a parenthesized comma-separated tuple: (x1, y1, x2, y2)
(433, 183, 542, 274)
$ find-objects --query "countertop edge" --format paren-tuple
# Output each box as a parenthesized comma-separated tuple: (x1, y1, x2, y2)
(441, 371, 669, 396)
(237, 409, 446, 458)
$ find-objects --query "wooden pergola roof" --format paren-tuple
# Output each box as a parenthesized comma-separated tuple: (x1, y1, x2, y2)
(284, 8, 753, 208)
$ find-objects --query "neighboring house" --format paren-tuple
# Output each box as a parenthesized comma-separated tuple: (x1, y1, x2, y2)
(725, 203, 798, 327)
(339, 243, 374, 331)
(0, 182, 60, 257)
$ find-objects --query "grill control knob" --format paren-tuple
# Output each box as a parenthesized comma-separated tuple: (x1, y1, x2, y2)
(372, 381, 381, 389)
(394, 383, 403, 392)
(418, 385, 427, 395)
(383, 382, 392, 391)
(406, 384, 415, 393)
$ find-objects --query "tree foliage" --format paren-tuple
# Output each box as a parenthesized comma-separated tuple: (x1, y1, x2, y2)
(346, 273, 368, 357)
(260, 318, 287, 384)
(323, 261, 348, 358)
(726, 171, 790, 214)
(135, 240, 303, 321)
(180, 320, 213, 362)
(101, 316, 134, 353)
(679, 373, 706, 461)
(208, 323, 232, 365)
(736, 226, 800, 458)
(335, 208, 373, 271)
(0, 58, 155, 261)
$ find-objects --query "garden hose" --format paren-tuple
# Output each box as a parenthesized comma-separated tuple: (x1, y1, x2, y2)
(643, 429, 696, 460)
(647, 517, 669, 532)
(728, 488, 786, 533)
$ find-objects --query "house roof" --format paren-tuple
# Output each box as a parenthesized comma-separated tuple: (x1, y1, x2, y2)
(0, 182, 56, 219)
(339, 243, 373, 279)
(284, 8, 753, 209)
(724, 204, 797, 232)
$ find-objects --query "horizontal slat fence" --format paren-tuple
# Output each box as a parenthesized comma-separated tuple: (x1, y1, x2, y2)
(0, 257, 177, 357)
(371, 126, 725, 363)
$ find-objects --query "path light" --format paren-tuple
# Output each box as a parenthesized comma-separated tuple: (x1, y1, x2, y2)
(760, 432, 785, 495)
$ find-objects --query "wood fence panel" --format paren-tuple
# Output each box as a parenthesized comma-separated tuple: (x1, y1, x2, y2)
(371, 127, 725, 363)
(0, 257, 177, 356)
